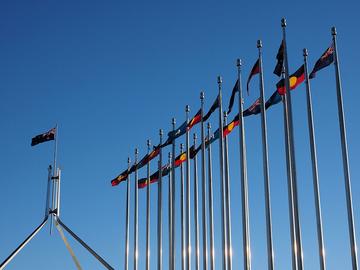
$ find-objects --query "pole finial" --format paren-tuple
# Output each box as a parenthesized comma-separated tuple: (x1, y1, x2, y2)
(217, 75, 222, 84)
(186, 105, 190, 112)
(135, 148, 139, 155)
(159, 129, 163, 136)
(200, 91, 205, 100)
(207, 122, 211, 129)
(281, 18, 287, 27)
(331, 26, 337, 36)
(257, 39, 262, 48)
(172, 117, 176, 126)
(147, 139, 151, 147)
(236, 58, 242, 67)
(303, 48, 308, 57)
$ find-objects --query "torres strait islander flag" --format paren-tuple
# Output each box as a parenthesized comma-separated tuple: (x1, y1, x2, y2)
(276, 65, 305, 95)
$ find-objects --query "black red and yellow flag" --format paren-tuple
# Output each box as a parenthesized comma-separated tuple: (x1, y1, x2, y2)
(223, 115, 240, 137)
(187, 109, 202, 131)
(246, 59, 260, 95)
(203, 95, 220, 122)
(111, 169, 129, 186)
(227, 80, 239, 115)
(276, 65, 305, 95)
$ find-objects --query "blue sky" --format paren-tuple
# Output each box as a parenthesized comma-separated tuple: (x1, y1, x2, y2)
(1, 0, 360, 269)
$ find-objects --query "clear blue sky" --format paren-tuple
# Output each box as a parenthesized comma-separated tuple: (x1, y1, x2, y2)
(1, 1, 359, 269)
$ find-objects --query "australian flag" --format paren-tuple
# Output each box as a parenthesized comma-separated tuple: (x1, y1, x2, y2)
(31, 127, 56, 147)
(309, 44, 334, 79)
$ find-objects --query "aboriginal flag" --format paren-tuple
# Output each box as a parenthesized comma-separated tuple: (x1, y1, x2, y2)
(187, 109, 202, 131)
(227, 80, 239, 115)
(223, 115, 240, 137)
(203, 95, 220, 122)
(31, 127, 56, 146)
(274, 40, 285, 77)
(276, 65, 305, 95)
(246, 59, 260, 95)
(137, 145, 160, 169)
(111, 169, 129, 186)
(309, 44, 334, 79)
(174, 152, 187, 167)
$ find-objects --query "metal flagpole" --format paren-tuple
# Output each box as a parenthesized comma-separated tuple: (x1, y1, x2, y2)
(56, 168, 61, 216)
(125, 157, 131, 270)
(185, 105, 192, 270)
(169, 151, 173, 270)
(193, 133, 200, 270)
(257, 41, 275, 270)
(50, 124, 59, 235)
(134, 148, 139, 270)
(303, 48, 327, 270)
(332, 27, 359, 270)
(281, 69, 298, 270)
(172, 118, 177, 270)
(236, 61, 251, 270)
(146, 140, 151, 270)
(207, 123, 215, 270)
(281, 18, 304, 270)
(200, 92, 208, 270)
(217, 76, 228, 270)
(223, 111, 233, 270)
(158, 129, 164, 270)
(180, 143, 186, 270)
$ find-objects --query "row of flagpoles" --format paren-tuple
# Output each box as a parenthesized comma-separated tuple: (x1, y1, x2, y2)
(111, 19, 358, 270)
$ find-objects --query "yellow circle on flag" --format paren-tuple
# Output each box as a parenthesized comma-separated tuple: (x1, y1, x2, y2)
(228, 122, 235, 132)
(289, 76, 297, 88)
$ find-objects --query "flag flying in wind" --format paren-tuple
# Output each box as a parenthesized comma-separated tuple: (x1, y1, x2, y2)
(31, 127, 56, 147)
(203, 95, 220, 122)
(174, 152, 187, 167)
(138, 164, 171, 188)
(111, 169, 129, 186)
(276, 65, 305, 95)
(243, 98, 261, 116)
(227, 80, 239, 115)
(265, 90, 282, 110)
(164, 120, 188, 146)
(223, 115, 240, 137)
(273, 40, 285, 77)
(309, 44, 335, 79)
(187, 109, 202, 131)
(136, 145, 161, 169)
(246, 59, 260, 95)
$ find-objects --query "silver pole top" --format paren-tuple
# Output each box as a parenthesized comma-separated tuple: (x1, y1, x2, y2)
(257, 40, 262, 48)
(135, 148, 139, 156)
(207, 122, 211, 129)
(159, 129, 163, 136)
(223, 111, 228, 118)
(200, 91, 205, 100)
(331, 26, 337, 36)
(186, 105, 190, 112)
(236, 58, 242, 67)
(303, 48, 308, 57)
(217, 76, 222, 84)
(128, 157, 131, 164)
(147, 139, 151, 148)
(281, 18, 287, 27)
(172, 118, 176, 126)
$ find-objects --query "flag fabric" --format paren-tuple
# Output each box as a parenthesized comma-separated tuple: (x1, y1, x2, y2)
(309, 44, 335, 79)
(246, 59, 260, 95)
(111, 169, 129, 186)
(273, 40, 285, 77)
(223, 115, 240, 137)
(138, 164, 171, 188)
(243, 98, 261, 116)
(203, 95, 220, 122)
(165, 120, 188, 145)
(137, 145, 161, 169)
(174, 152, 187, 167)
(31, 127, 56, 147)
(276, 65, 305, 95)
(227, 80, 239, 115)
(265, 90, 282, 110)
(187, 109, 202, 131)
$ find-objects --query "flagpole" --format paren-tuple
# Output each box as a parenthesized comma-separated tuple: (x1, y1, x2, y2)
(257, 41, 275, 270)
(223, 111, 233, 270)
(303, 48, 327, 270)
(217, 76, 228, 270)
(236, 61, 251, 270)
(281, 70, 298, 270)
(281, 18, 304, 270)
(146, 140, 151, 270)
(169, 151, 173, 270)
(158, 129, 164, 270)
(56, 168, 61, 216)
(180, 143, 186, 270)
(50, 124, 58, 235)
(200, 92, 208, 270)
(125, 157, 131, 270)
(332, 27, 359, 270)
(185, 105, 192, 270)
(207, 123, 215, 270)
(172, 118, 177, 270)
(134, 148, 139, 270)
(193, 133, 200, 270)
